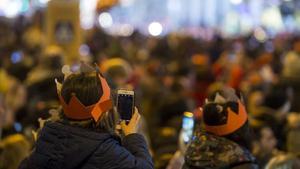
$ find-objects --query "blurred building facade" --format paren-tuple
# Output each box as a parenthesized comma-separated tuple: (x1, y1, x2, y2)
(1, 0, 300, 36)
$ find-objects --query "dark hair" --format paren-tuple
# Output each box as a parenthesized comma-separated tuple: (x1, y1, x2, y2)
(61, 72, 103, 106)
(48, 56, 63, 70)
(263, 84, 289, 109)
(60, 72, 118, 134)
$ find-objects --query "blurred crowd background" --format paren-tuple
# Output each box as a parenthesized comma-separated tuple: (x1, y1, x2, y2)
(1, 0, 300, 169)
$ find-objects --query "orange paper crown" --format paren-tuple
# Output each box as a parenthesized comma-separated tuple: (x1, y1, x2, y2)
(204, 100, 248, 136)
(56, 65, 112, 122)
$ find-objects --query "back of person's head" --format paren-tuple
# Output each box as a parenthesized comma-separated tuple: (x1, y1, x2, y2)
(100, 58, 132, 88)
(0, 134, 30, 169)
(61, 72, 102, 107)
(202, 88, 251, 149)
(266, 154, 300, 169)
(58, 64, 117, 134)
(42, 46, 64, 70)
(263, 84, 290, 110)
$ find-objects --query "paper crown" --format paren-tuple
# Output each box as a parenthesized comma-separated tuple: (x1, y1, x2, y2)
(56, 63, 113, 122)
(203, 92, 248, 136)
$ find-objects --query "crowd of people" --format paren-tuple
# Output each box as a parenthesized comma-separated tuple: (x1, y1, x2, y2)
(0, 10, 300, 169)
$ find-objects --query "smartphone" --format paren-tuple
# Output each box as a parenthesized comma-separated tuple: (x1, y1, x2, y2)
(117, 89, 135, 122)
(182, 111, 194, 143)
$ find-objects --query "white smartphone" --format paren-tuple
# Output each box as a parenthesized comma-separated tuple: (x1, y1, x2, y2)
(117, 89, 135, 122)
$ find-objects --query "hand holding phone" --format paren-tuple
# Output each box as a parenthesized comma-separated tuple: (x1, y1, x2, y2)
(120, 107, 141, 136)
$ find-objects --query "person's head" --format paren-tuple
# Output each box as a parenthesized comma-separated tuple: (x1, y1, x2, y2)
(58, 66, 117, 134)
(266, 154, 300, 169)
(253, 126, 277, 153)
(61, 72, 103, 108)
(0, 134, 31, 169)
(100, 58, 132, 89)
(42, 46, 64, 70)
(202, 88, 252, 149)
(263, 84, 291, 110)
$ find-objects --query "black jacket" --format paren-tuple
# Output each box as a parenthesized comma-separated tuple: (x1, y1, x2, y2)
(19, 122, 153, 169)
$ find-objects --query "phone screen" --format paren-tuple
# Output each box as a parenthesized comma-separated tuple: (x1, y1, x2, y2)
(182, 112, 194, 143)
(117, 93, 134, 121)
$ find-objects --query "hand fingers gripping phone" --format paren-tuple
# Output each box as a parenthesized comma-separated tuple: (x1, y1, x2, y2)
(117, 89, 135, 123)
(182, 111, 194, 143)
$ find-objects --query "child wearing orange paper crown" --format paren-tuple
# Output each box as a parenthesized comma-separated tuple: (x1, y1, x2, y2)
(183, 88, 259, 169)
(19, 63, 153, 169)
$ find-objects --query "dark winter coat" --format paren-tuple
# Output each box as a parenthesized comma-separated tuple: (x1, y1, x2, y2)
(19, 121, 153, 169)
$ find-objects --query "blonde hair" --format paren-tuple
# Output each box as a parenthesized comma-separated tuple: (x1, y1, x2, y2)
(0, 134, 31, 169)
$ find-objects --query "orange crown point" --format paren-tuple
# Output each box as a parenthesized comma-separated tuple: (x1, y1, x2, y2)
(204, 100, 248, 136)
(58, 74, 112, 122)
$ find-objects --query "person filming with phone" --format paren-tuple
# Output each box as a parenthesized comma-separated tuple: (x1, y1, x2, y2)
(18, 63, 153, 169)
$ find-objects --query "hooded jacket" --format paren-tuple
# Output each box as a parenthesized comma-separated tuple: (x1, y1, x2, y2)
(183, 130, 258, 169)
(19, 121, 153, 169)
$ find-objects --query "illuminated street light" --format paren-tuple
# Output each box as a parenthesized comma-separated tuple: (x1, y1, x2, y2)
(148, 22, 163, 36)
(98, 12, 113, 28)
